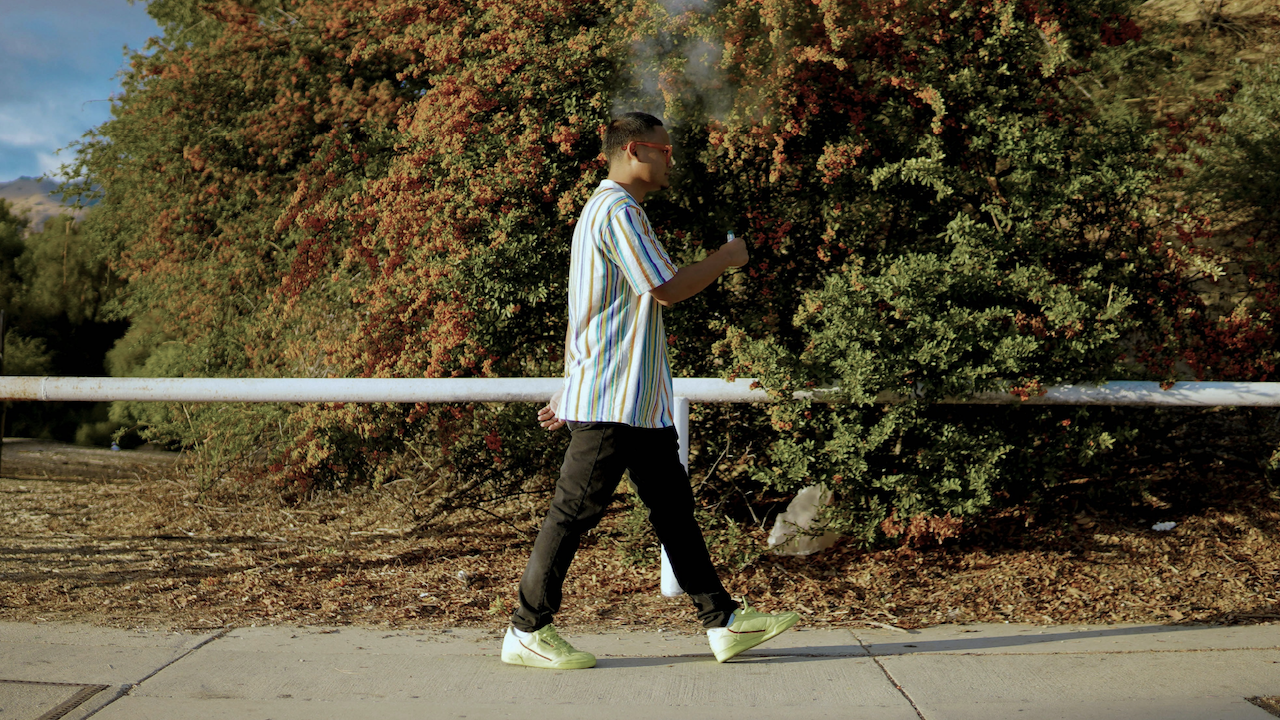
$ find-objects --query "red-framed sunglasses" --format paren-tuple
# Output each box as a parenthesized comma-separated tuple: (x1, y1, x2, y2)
(625, 141, 673, 164)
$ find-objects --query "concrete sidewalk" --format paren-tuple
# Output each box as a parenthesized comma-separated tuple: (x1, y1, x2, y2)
(2, 620, 1279, 720)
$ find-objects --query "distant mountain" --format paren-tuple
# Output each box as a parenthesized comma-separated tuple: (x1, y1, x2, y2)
(0, 176, 94, 234)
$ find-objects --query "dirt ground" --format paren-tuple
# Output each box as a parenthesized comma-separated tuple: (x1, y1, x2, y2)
(2, 436, 1279, 634)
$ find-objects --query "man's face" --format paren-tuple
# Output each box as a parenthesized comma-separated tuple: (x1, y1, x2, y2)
(632, 126, 673, 192)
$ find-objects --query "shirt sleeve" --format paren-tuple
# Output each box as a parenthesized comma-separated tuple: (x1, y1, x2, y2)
(602, 202, 677, 296)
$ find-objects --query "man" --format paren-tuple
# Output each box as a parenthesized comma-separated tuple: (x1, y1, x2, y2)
(501, 112, 799, 669)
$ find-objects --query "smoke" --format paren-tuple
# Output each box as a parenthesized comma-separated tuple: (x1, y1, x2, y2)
(680, 38, 733, 121)
(656, 0, 710, 13)
(612, 0, 734, 124)
(618, 36, 667, 120)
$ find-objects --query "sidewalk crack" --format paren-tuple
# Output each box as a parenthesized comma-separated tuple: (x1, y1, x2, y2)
(82, 627, 232, 718)
(855, 634, 927, 720)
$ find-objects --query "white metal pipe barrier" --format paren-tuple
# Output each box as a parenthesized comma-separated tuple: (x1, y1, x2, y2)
(7, 376, 1280, 597)
(6, 376, 1280, 406)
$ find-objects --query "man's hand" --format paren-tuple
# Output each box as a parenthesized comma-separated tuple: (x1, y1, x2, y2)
(538, 389, 566, 431)
(718, 234, 749, 268)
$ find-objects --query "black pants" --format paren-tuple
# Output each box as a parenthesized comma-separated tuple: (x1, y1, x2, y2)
(511, 422, 738, 631)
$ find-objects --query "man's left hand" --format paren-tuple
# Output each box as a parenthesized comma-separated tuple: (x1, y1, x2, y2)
(538, 389, 566, 431)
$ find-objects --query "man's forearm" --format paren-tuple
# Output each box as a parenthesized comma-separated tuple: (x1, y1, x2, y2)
(650, 250, 734, 306)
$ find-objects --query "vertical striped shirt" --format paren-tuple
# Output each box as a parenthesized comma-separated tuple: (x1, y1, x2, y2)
(560, 179, 678, 428)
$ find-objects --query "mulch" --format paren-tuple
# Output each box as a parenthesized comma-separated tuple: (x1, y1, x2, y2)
(1, 438, 1277, 633)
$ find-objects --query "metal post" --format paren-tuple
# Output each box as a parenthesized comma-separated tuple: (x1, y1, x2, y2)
(0, 309, 6, 479)
(660, 396, 691, 597)
(674, 396, 690, 472)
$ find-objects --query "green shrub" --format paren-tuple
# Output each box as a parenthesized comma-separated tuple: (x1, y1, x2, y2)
(2, 332, 52, 376)
(673, 0, 1165, 542)
(1163, 59, 1280, 469)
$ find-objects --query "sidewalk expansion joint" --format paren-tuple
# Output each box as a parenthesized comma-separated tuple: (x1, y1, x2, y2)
(856, 637, 927, 720)
(82, 627, 232, 719)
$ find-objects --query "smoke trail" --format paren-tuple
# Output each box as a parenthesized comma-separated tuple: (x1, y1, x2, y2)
(612, 0, 732, 124)
(656, 0, 710, 13)
(618, 35, 669, 119)
(680, 37, 732, 121)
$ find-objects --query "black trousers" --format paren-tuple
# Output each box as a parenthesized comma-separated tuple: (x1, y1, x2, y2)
(511, 421, 738, 631)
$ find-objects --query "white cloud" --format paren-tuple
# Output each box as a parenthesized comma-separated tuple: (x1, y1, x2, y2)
(0, 119, 57, 148)
(0, 0, 156, 181)
(0, 98, 110, 147)
(35, 151, 71, 180)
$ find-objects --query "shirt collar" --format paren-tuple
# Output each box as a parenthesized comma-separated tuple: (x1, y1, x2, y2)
(600, 179, 637, 202)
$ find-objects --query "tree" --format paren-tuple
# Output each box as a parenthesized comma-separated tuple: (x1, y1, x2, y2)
(0, 200, 28, 316)
(71, 0, 621, 493)
(0, 212, 127, 442)
(0, 199, 54, 380)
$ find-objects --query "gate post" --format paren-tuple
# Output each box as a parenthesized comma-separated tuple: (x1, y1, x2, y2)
(0, 309, 7, 479)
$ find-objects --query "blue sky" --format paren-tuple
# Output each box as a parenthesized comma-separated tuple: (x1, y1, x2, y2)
(0, 0, 162, 182)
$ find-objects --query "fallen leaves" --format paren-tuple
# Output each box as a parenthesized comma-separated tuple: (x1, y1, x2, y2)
(3, 441, 1280, 632)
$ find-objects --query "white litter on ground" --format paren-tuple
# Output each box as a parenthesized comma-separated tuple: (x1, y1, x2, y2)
(767, 484, 839, 556)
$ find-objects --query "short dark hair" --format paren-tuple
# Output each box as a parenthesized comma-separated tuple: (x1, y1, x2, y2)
(602, 112, 664, 162)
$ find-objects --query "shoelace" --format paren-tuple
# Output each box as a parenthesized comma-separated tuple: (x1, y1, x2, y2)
(539, 629, 574, 653)
(737, 600, 761, 621)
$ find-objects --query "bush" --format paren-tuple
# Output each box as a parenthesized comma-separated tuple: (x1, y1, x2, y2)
(1167, 60, 1280, 380)
(70, 0, 624, 498)
(678, 0, 1166, 542)
(2, 332, 52, 377)
(1161, 59, 1280, 469)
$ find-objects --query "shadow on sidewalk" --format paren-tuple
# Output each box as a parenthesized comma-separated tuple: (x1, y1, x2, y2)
(859, 622, 1251, 655)
(597, 650, 862, 669)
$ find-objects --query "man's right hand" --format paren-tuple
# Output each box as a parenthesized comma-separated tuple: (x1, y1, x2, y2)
(718, 235, 749, 268)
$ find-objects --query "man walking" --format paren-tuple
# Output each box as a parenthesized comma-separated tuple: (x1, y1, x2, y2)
(501, 112, 799, 669)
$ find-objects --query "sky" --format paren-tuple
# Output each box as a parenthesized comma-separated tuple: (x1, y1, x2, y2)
(0, 0, 162, 182)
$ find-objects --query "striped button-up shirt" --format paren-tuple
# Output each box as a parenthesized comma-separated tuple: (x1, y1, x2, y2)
(560, 180, 678, 428)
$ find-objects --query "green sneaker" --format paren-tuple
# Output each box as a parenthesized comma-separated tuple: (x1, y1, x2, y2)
(707, 600, 800, 663)
(501, 624, 596, 669)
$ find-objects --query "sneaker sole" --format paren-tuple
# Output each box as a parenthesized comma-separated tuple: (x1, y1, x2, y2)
(501, 650, 596, 670)
(713, 614, 801, 663)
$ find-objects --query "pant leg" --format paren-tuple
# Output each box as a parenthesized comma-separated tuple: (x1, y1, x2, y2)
(624, 425, 738, 629)
(510, 422, 627, 632)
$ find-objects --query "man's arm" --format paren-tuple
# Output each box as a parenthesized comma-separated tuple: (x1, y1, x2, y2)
(537, 325, 572, 431)
(650, 235, 749, 307)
